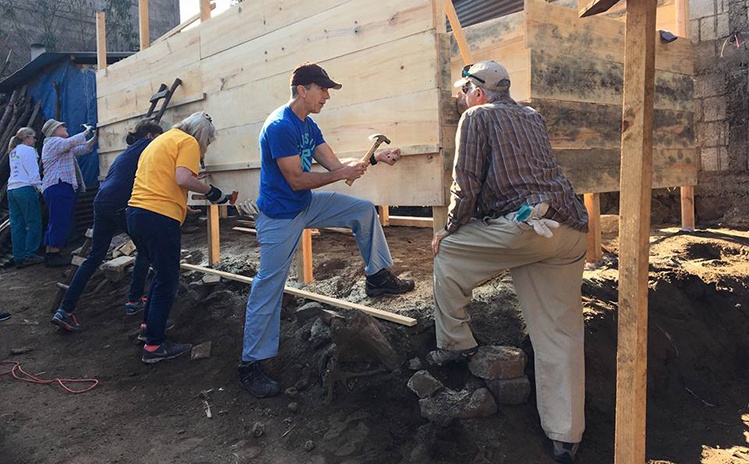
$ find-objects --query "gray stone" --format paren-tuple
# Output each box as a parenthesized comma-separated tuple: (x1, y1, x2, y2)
(407, 370, 444, 399)
(295, 302, 324, 323)
(309, 317, 332, 349)
(190, 342, 211, 360)
(201, 274, 222, 285)
(304, 440, 315, 451)
(486, 376, 532, 405)
(418, 387, 497, 426)
(285, 387, 299, 398)
(468, 346, 527, 380)
(288, 402, 300, 413)
(701, 147, 719, 171)
(251, 422, 264, 438)
(407, 357, 424, 371)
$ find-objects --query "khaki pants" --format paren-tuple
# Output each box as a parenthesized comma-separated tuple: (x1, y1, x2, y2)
(433, 215, 586, 443)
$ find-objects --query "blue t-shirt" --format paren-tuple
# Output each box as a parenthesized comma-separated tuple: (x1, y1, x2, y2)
(257, 105, 325, 219)
(94, 138, 153, 209)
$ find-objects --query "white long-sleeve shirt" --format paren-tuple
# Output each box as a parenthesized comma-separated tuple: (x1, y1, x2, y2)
(8, 144, 42, 191)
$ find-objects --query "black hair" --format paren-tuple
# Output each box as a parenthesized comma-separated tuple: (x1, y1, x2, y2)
(125, 119, 164, 145)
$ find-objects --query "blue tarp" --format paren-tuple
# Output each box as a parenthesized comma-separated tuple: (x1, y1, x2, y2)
(26, 60, 99, 189)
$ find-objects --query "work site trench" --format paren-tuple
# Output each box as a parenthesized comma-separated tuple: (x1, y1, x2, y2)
(0, 220, 747, 464)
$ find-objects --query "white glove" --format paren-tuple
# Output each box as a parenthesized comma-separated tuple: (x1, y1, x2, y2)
(513, 202, 559, 238)
(237, 199, 261, 218)
(81, 124, 95, 135)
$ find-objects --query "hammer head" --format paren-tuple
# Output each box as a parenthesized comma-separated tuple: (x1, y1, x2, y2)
(368, 133, 391, 145)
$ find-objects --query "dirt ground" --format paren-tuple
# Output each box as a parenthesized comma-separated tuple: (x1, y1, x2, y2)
(0, 216, 748, 464)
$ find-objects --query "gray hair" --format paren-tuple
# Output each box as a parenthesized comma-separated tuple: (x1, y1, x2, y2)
(173, 111, 216, 156)
(290, 83, 311, 99)
(480, 79, 511, 103)
(8, 127, 36, 151)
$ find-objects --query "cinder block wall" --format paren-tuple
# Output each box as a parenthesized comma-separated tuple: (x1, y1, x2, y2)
(690, 0, 749, 224)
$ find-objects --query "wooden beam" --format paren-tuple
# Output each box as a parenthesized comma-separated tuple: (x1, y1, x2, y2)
(675, 0, 694, 231)
(96, 11, 107, 71)
(584, 193, 603, 263)
(295, 229, 313, 284)
(207, 204, 220, 265)
(232, 226, 256, 234)
(378, 206, 390, 227)
(389, 216, 434, 228)
(200, 0, 212, 22)
(614, 0, 656, 463)
(138, 0, 150, 50)
(180, 263, 417, 326)
(444, 0, 473, 64)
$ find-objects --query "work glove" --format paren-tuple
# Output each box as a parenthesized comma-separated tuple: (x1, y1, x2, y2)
(81, 124, 96, 135)
(513, 202, 560, 238)
(205, 185, 230, 204)
(236, 199, 261, 218)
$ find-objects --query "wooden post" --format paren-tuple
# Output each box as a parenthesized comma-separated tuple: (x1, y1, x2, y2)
(200, 0, 212, 22)
(443, 0, 473, 64)
(584, 193, 603, 263)
(295, 229, 313, 284)
(207, 204, 220, 266)
(378, 206, 390, 227)
(138, 0, 150, 50)
(615, 1, 656, 463)
(219, 205, 228, 219)
(96, 11, 107, 71)
(432, 206, 448, 236)
(676, 0, 694, 230)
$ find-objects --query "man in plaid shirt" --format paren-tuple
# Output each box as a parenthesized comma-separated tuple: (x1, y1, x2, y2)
(429, 61, 588, 463)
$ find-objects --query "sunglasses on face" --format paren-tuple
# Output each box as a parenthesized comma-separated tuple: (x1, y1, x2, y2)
(461, 64, 486, 84)
(461, 83, 473, 94)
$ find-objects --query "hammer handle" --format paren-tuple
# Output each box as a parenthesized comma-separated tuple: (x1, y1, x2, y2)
(346, 143, 382, 186)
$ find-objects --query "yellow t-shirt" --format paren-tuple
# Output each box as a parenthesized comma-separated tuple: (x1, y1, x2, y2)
(128, 128, 201, 224)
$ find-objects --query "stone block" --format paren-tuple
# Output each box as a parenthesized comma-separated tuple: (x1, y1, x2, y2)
(191, 341, 212, 360)
(690, 19, 700, 42)
(486, 376, 532, 405)
(693, 72, 725, 99)
(407, 370, 444, 399)
(719, 146, 730, 171)
(468, 346, 527, 380)
(692, 1, 718, 19)
(700, 16, 718, 41)
(701, 147, 719, 171)
(419, 388, 497, 426)
(717, 12, 730, 38)
(100, 256, 135, 282)
(202, 274, 222, 285)
(703, 96, 727, 122)
(697, 121, 727, 147)
(295, 302, 325, 323)
(600, 214, 619, 235)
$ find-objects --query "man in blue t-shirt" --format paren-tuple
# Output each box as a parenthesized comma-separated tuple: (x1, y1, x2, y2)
(239, 62, 415, 398)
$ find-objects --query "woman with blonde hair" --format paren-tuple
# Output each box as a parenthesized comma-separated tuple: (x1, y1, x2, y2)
(127, 111, 231, 364)
(7, 127, 43, 268)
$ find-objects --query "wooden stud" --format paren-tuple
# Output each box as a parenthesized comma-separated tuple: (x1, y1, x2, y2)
(443, 0, 473, 64)
(431, 206, 448, 235)
(584, 193, 603, 263)
(180, 263, 417, 326)
(614, 1, 656, 463)
(219, 205, 228, 219)
(295, 229, 313, 284)
(390, 216, 434, 228)
(675, 0, 694, 231)
(200, 0, 212, 22)
(138, 0, 150, 50)
(96, 11, 107, 71)
(207, 204, 220, 266)
(378, 206, 390, 227)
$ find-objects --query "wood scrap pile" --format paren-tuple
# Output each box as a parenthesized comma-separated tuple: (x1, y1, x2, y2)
(0, 86, 44, 202)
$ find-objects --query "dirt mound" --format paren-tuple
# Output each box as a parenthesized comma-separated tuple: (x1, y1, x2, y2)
(1, 223, 747, 463)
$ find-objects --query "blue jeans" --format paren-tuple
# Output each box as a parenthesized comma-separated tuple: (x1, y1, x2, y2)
(126, 207, 181, 346)
(7, 186, 42, 261)
(42, 181, 76, 248)
(61, 203, 150, 313)
(241, 191, 393, 362)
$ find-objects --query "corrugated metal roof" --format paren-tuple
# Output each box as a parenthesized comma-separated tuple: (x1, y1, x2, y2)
(0, 52, 132, 94)
(449, 0, 524, 31)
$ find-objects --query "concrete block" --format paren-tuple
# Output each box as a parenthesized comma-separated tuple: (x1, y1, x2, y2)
(407, 370, 444, 399)
(486, 376, 532, 405)
(468, 346, 527, 380)
(700, 16, 718, 41)
(692, 1, 719, 19)
(202, 274, 222, 285)
(719, 146, 730, 171)
(600, 214, 619, 235)
(100, 256, 135, 282)
(693, 44, 721, 74)
(693, 72, 725, 99)
(419, 388, 497, 425)
(703, 95, 727, 122)
(701, 147, 720, 171)
(717, 12, 730, 38)
(697, 121, 727, 147)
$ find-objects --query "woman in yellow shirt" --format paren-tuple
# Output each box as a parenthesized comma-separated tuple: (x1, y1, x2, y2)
(126, 112, 231, 364)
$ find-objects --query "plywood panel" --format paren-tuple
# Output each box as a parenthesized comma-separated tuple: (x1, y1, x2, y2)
(525, 0, 693, 75)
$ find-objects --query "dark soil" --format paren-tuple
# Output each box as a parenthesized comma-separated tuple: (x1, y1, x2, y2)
(1, 219, 747, 464)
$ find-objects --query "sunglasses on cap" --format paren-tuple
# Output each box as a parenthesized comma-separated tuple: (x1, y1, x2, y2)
(461, 64, 485, 84)
(203, 113, 213, 123)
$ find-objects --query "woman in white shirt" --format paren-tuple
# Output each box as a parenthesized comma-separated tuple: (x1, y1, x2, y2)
(7, 127, 44, 268)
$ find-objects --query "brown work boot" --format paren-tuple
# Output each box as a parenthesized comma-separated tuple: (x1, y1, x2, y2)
(365, 268, 415, 297)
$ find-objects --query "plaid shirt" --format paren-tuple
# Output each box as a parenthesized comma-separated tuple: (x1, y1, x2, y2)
(446, 96, 588, 233)
(41, 133, 93, 192)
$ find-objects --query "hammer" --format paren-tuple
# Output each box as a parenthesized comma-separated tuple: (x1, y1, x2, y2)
(346, 133, 391, 186)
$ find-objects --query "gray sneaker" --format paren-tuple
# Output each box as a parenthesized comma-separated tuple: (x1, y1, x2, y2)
(552, 441, 580, 463)
(141, 340, 192, 364)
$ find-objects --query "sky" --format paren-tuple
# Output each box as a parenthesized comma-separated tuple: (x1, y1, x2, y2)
(179, 0, 233, 22)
